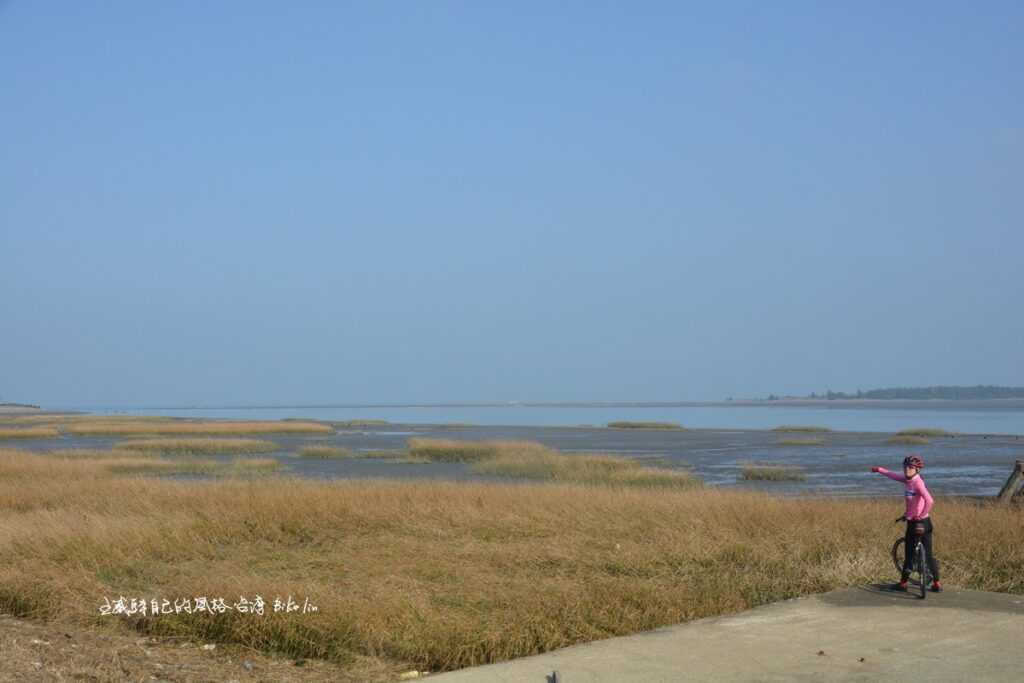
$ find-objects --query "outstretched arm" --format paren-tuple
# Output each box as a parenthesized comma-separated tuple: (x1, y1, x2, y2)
(871, 466, 906, 482)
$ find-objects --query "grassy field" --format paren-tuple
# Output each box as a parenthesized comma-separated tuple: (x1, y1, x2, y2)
(0, 446, 1020, 680)
(0, 426, 61, 439)
(114, 438, 280, 455)
(606, 421, 685, 430)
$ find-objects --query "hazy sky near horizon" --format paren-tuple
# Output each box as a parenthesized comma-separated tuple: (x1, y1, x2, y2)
(2, 2, 1022, 407)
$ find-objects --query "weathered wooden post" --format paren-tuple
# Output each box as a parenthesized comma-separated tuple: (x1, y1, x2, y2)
(996, 460, 1024, 503)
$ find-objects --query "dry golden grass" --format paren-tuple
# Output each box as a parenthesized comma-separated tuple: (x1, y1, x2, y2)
(357, 450, 431, 463)
(60, 417, 332, 436)
(103, 457, 222, 476)
(114, 438, 280, 455)
(740, 464, 808, 481)
(0, 415, 333, 437)
(606, 421, 684, 430)
(333, 420, 390, 429)
(772, 426, 832, 433)
(0, 447, 1020, 676)
(49, 448, 162, 459)
(298, 445, 429, 463)
(409, 439, 697, 487)
(298, 444, 356, 458)
(407, 438, 548, 462)
(887, 435, 930, 445)
(5, 448, 277, 477)
(777, 437, 826, 446)
(471, 448, 700, 488)
(897, 428, 956, 437)
(0, 426, 61, 439)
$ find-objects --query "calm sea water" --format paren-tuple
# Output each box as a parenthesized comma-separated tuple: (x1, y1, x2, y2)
(63, 404, 1024, 435)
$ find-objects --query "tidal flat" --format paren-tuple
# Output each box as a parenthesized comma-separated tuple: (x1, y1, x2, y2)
(4, 414, 1020, 496)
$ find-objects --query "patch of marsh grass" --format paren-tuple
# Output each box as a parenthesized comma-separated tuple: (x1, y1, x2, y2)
(407, 438, 547, 463)
(104, 457, 221, 476)
(897, 428, 956, 437)
(47, 448, 161, 459)
(298, 445, 429, 463)
(217, 457, 282, 476)
(358, 450, 431, 463)
(772, 426, 832, 433)
(333, 420, 390, 429)
(298, 444, 356, 458)
(0, 427, 60, 439)
(66, 418, 332, 436)
(606, 421, 684, 430)
(114, 438, 279, 455)
(887, 435, 930, 445)
(740, 463, 808, 481)
(412, 438, 700, 488)
(472, 449, 701, 488)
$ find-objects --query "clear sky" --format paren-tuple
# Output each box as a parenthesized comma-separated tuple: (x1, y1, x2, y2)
(2, 2, 1022, 407)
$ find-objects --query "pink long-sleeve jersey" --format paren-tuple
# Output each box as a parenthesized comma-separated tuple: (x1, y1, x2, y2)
(877, 468, 934, 520)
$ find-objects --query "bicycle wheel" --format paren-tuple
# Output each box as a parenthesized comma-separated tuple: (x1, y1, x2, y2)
(891, 538, 906, 575)
(916, 542, 928, 599)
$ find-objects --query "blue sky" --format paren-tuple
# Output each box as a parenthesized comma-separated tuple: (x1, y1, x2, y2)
(2, 1, 1022, 406)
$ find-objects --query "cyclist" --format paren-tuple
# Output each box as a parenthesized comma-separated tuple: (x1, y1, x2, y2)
(871, 454, 942, 592)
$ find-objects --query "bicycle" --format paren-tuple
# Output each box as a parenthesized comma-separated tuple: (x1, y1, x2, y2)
(889, 516, 939, 599)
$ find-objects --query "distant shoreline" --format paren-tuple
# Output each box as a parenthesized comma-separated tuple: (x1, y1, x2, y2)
(49, 398, 1024, 413)
(0, 403, 42, 414)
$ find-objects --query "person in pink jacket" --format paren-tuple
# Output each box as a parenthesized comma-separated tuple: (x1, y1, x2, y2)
(871, 454, 942, 592)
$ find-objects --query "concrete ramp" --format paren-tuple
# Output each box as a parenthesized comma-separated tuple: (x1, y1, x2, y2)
(428, 585, 1024, 682)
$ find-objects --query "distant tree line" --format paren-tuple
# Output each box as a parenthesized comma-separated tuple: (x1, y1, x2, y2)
(793, 386, 1024, 400)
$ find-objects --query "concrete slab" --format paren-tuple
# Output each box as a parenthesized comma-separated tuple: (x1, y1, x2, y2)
(427, 584, 1024, 682)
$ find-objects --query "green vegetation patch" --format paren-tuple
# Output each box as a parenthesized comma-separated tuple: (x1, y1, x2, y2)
(472, 450, 701, 488)
(298, 444, 356, 458)
(407, 438, 508, 462)
(740, 463, 807, 481)
(114, 438, 279, 455)
(606, 421, 685, 430)
(897, 428, 956, 437)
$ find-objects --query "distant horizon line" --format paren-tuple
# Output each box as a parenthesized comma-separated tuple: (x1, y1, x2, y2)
(40, 396, 1024, 412)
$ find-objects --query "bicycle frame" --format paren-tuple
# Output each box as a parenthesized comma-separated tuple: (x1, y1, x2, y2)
(912, 524, 930, 599)
(890, 518, 933, 599)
